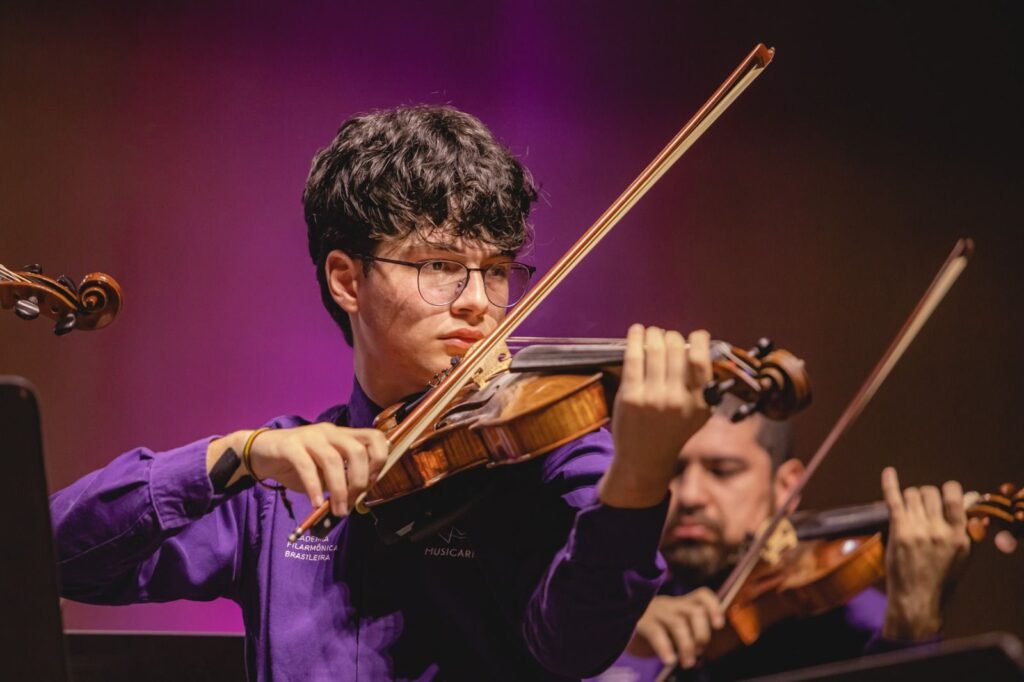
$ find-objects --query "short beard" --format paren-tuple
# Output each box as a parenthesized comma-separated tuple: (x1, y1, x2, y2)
(662, 540, 743, 590)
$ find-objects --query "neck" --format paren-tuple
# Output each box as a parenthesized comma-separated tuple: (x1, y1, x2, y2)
(352, 341, 429, 409)
(354, 358, 402, 410)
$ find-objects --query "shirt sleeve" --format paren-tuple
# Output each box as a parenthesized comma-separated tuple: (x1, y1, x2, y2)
(519, 429, 669, 679)
(854, 589, 942, 654)
(50, 434, 257, 605)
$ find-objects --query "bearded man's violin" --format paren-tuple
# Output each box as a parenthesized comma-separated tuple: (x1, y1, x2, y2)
(669, 483, 1023, 671)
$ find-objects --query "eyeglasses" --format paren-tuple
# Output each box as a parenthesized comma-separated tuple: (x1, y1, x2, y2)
(357, 255, 536, 308)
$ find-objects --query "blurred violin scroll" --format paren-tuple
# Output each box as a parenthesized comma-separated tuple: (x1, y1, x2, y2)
(0, 263, 122, 335)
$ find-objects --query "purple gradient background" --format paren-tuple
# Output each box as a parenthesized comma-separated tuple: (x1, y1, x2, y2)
(2, 2, 1022, 639)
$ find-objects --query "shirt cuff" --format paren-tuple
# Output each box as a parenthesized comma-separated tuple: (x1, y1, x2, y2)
(566, 495, 669, 572)
(148, 437, 218, 530)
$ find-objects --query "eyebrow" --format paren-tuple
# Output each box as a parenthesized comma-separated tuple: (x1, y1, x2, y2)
(701, 455, 748, 466)
(675, 455, 748, 470)
(404, 241, 516, 261)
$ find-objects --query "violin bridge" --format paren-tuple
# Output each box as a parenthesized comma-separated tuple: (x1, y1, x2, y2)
(758, 517, 798, 566)
(470, 342, 513, 388)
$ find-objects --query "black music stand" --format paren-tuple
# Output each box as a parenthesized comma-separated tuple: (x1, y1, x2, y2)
(745, 631, 1024, 682)
(0, 376, 70, 682)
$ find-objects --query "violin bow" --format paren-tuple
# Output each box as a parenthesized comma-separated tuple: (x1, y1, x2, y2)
(289, 43, 776, 541)
(655, 237, 973, 682)
(717, 238, 974, 610)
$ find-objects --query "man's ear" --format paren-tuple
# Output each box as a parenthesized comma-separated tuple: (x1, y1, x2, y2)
(773, 458, 805, 511)
(325, 250, 361, 314)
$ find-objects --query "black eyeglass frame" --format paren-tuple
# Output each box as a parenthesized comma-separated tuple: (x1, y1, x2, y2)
(355, 254, 537, 308)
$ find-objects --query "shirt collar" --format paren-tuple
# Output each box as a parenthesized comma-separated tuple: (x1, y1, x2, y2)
(347, 377, 383, 428)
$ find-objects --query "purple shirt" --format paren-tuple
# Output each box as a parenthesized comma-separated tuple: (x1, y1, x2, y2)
(51, 381, 668, 681)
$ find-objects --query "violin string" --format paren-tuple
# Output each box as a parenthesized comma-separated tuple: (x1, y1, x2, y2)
(505, 336, 720, 355)
(506, 336, 627, 346)
(0, 264, 32, 283)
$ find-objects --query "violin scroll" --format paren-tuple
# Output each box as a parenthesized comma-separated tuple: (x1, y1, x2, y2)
(703, 338, 812, 422)
(71, 272, 123, 331)
(0, 263, 123, 335)
(966, 482, 1023, 554)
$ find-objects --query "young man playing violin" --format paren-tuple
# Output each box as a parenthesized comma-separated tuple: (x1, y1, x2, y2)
(594, 398, 971, 681)
(51, 105, 716, 681)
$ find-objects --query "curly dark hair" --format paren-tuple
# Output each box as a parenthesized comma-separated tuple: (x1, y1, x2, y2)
(303, 105, 539, 345)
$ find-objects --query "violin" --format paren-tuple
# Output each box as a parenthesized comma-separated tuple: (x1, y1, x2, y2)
(295, 335, 811, 541)
(288, 43, 780, 542)
(0, 262, 122, 335)
(690, 483, 1024, 665)
(367, 336, 810, 506)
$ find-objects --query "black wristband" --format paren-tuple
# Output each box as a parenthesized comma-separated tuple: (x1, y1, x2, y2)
(209, 447, 243, 493)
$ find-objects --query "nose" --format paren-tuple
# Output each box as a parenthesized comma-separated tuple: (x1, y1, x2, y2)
(451, 269, 490, 319)
(671, 463, 710, 512)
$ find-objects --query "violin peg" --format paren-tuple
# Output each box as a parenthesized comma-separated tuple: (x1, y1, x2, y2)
(966, 516, 988, 543)
(995, 530, 1018, 555)
(22, 263, 43, 275)
(54, 313, 76, 336)
(703, 378, 735, 406)
(751, 337, 774, 359)
(999, 482, 1016, 496)
(56, 274, 79, 294)
(731, 401, 758, 423)
(14, 297, 40, 321)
